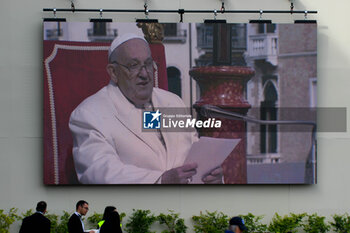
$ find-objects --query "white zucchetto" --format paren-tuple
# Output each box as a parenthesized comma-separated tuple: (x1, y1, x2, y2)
(108, 33, 148, 60)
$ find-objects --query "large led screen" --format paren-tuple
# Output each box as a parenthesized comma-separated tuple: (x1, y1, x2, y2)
(44, 22, 317, 185)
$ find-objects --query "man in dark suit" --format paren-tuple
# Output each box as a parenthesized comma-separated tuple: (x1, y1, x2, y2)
(68, 200, 95, 233)
(19, 201, 51, 233)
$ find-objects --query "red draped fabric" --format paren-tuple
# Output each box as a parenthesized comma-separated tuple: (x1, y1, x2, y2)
(43, 40, 168, 184)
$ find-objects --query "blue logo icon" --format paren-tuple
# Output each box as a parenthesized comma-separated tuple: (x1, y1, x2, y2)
(143, 110, 162, 129)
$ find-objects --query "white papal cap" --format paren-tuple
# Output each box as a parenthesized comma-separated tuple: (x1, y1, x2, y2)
(108, 33, 148, 60)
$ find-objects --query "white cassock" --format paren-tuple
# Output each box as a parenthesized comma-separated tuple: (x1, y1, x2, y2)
(69, 81, 197, 184)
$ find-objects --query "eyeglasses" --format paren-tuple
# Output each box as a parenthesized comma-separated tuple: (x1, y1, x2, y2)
(82, 206, 89, 211)
(112, 60, 154, 75)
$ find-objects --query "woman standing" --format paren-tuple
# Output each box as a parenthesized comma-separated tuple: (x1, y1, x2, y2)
(100, 210, 122, 233)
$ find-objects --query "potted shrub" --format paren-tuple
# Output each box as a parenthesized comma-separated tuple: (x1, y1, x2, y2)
(0, 208, 20, 233)
(20, 209, 34, 219)
(45, 212, 59, 233)
(268, 213, 306, 233)
(302, 213, 330, 233)
(87, 212, 103, 228)
(330, 213, 350, 233)
(240, 213, 267, 233)
(56, 211, 71, 233)
(192, 210, 228, 233)
(157, 210, 187, 233)
(125, 209, 156, 233)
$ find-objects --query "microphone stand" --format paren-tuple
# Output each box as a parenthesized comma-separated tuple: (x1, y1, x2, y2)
(200, 104, 317, 184)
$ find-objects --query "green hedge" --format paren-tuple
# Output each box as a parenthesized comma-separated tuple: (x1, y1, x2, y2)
(1, 208, 348, 233)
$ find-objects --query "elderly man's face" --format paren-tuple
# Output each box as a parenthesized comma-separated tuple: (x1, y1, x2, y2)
(109, 38, 154, 107)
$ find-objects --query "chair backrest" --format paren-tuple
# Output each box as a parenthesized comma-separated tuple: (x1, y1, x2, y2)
(44, 41, 111, 184)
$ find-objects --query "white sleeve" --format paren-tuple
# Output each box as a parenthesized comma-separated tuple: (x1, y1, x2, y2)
(69, 108, 163, 184)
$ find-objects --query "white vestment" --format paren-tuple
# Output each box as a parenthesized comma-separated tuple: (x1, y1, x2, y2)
(69, 82, 196, 184)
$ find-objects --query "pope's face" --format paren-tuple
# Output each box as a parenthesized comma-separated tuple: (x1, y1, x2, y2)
(112, 39, 154, 107)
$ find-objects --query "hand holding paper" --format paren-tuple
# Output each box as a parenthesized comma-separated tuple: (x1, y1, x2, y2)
(184, 137, 240, 184)
(161, 163, 198, 184)
(202, 166, 223, 184)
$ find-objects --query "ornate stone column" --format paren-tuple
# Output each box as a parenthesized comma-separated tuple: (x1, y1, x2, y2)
(190, 66, 255, 184)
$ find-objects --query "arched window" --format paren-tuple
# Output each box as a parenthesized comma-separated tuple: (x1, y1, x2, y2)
(260, 81, 278, 153)
(167, 67, 182, 98)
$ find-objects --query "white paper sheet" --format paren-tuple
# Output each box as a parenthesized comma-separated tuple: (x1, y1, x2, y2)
(184, 136, 240, 184)
(85, 230, 99, 233)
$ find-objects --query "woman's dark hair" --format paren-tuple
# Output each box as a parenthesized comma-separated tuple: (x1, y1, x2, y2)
(103, 206, 117, 220)
(100, 211, 122, 233)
